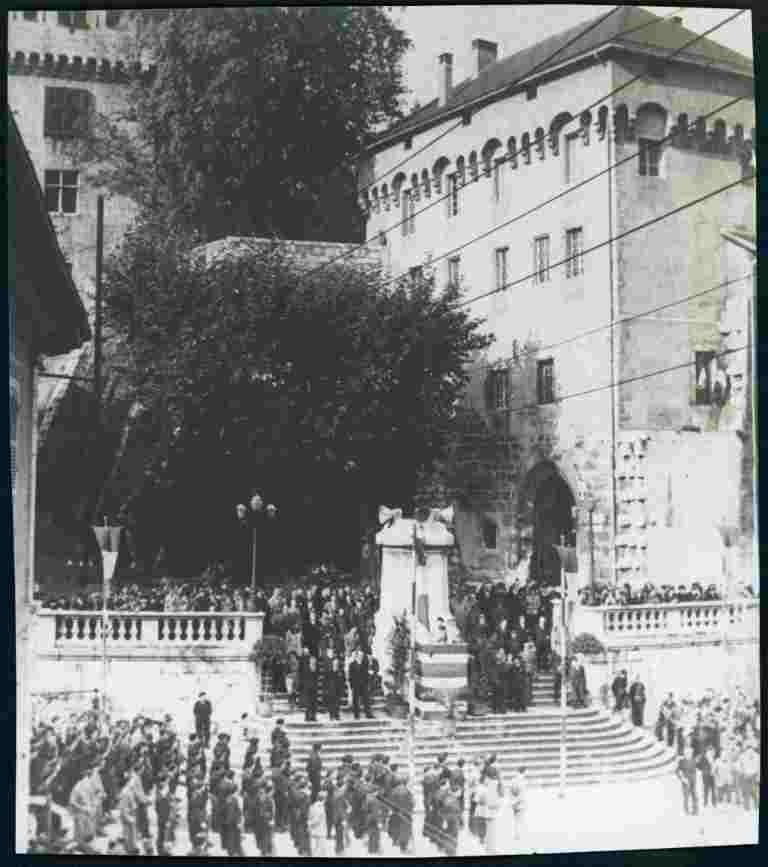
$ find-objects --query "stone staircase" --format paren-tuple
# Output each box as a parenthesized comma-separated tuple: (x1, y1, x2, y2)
(238, 673, 676, 790)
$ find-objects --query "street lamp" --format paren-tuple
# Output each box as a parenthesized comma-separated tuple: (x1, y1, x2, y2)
(245, 493, 277, 600)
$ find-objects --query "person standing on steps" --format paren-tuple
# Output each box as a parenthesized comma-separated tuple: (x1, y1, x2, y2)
(303, 656, 319, 722)
(193, 692, 212, 749)
(307, 743, 323, 802)
(611, 670, 629, 715)
(349, 649, 373, 719)
(628, 673, 647, 727)
(676, 744, 699, 816)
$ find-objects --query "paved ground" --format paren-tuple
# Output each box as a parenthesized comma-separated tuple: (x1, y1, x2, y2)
(44, 772, 757, 856)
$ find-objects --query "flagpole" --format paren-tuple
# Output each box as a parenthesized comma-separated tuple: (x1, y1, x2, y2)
(101, 517, 109, 716)
(559, 534, 567, 800)
(408, 526, 417, 790)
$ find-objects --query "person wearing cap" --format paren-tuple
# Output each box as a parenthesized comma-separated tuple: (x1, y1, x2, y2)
(611, 669, 629, 715)
(217, 776, 243, 856)
(270, 719, 290, 768)
(193, 692, 212, 749)
(213, 732, 231, 767)
(387, 771, 413, 853)
(155, 774, 174, 855)
(187, 776, 208, 854)
(254, 779, 275, 855)
(306, 743, 323, 802)
(476, 765, 504, 854)
(302, 655, 319, 722)
(187, 733, 206, 778)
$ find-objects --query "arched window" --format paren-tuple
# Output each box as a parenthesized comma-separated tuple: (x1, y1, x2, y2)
(432, 156, 451, 195)
(410, 172, 420, 201)
(391, 172, 407, 207)
(469, 151, 479, 181)
(456, 155, 466, 186)
(481, 138, 502, 176)
(534, 127, 546, 160)
(507, 137, 518, 169)
(712, 119, 727, 152)
(521, 132, 531, 165)
(381, 183, 390, 211)
(597, 106, 609, 140)
(549, 112, 573, 156)
(579, 110, 592, 145)
(371, 188, 379, 213)
(421, 168, 431, 198)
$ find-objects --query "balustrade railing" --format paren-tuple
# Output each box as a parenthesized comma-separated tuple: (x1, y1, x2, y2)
(38, 609, 263, 652)
(571, 599, 758, 645)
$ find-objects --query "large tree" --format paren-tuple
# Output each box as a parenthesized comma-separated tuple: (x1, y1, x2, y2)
(104, 220, 491, 575)
(82, 7, 410, 242)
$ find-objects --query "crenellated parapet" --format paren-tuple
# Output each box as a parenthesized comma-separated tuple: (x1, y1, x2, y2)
(8, 48, 156, 83)
(360, 99, 754, 220)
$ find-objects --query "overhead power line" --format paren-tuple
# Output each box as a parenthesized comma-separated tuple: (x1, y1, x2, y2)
(355, 5, 625, 195)
(299, 8, 745, 281)
(458, 173, 753, 308)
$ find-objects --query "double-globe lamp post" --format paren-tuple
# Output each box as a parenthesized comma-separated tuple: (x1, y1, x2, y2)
(239, 493, 277, 604)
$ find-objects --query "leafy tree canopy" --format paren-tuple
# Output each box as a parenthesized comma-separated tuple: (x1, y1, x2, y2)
(105, 219, 491, 574)
(82, 7, 411, 242)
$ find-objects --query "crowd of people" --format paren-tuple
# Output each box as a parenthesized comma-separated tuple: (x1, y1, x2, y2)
(37, 578, 257, 613)
(27, 700, 526, 857)
(577, 580, 756, 607)
(654, 686, 760, 815)
(450, 579, 559, 710)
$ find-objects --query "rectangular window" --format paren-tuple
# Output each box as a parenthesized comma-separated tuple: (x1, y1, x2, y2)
(58, 11, 88, 29)
(447, 256, 460, 289)
(695, 350, 716, 405)
(526, 85, 538, 101)
(639, 138, 661, 177)
(494, 247, 508, 292)
(533, 235, 550, 284)
(401, 190, 415, 237)
(486, 368, 509, 411)
(105, 11, 122, 28)
(447, 173, 459, 218)
(537, 359, 555, 405)
(45, 170, 79, 215)
(492, 159, 503, 202)
(44, 87, 93, 138)
(565, 227, 584, 278)
(23, 11, 38, 21)
(564, 132, 581, 185)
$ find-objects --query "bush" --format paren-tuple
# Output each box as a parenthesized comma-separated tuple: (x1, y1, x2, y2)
(569, 632, 606, 656)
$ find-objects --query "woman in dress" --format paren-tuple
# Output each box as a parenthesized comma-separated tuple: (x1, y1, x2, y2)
(309, 791, 330, 856)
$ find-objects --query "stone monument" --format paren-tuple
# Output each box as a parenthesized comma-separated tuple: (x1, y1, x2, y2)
(374, 506, 469, 719)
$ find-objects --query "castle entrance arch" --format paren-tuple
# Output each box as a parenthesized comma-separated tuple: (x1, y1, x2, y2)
(518, 461, 576, 588)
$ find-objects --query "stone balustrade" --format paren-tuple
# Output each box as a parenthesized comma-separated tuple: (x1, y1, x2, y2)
(571, 599, 759, 648)
(35, 609, 264, 656)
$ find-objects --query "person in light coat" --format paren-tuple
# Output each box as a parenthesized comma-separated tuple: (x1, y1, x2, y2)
(475, 766, 504, 854)
(309, 791, 330, 856)
(508, 766, 527, 840)
(68, 765, 98, 853)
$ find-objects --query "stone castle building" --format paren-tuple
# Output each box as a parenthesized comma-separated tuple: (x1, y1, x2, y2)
(358, 8, 756, 593)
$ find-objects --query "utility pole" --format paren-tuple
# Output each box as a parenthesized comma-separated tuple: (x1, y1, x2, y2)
(94, 195, 104, 436)
(558, 533, 568, 800)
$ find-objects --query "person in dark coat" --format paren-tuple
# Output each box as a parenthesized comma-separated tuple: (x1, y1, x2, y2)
(349, 650, 373, 719)
(186, 776, 208, 853)
(306, 744, 323, 803)
(490, 648, 507, 713)
(571, 657, 588, 708)
(388, 773, 413, 852)
(303, 656, 319, 722)
(611, 670, 629, 714)
(325, 656, 344, 721)
(220, 777, 244, 856)
(534, 616, 550, 671)
(697, 746, 717, 808)
(628, 674, 647, 727)
(254, 780, 275, 856)
(193, 693, 212, 749)
(676, 745, 699, 815)
(509, 656, 527, 712)
(330, 774, 349, 854)
(154, 775, 174, 855)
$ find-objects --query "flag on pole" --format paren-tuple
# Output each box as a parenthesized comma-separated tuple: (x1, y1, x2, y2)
(554, 544, 578, 574)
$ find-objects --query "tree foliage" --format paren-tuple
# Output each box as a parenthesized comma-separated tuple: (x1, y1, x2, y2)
(79, 7, 410, 242)
(105, 221, 491, 574)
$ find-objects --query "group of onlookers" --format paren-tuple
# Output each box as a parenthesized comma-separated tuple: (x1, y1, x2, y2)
(578, 581, 756, 607)
(37, 578, 255, 613)
(655, 686, 760, 815)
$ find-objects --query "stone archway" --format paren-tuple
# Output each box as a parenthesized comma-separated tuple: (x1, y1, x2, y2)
(518, 461, 576, 588)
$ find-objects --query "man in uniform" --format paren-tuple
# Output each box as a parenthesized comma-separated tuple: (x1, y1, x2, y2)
(628, 673, 647, 727)
(193, 692, 212, 749)
(676, 744, 699, 815)
(307, 743, 323, 803)
(303, 656, 319, 722)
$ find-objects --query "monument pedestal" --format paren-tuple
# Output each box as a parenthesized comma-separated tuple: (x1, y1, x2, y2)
(374, 509, 468, 719)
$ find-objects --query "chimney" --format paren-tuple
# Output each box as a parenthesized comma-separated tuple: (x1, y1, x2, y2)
(438, 52, 453, 107)
(472, 39, 498, 77)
